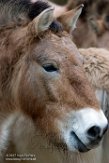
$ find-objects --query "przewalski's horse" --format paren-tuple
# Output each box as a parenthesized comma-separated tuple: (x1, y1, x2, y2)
(0, 0, 108, 162)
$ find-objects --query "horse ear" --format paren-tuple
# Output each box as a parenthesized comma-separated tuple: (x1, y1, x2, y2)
(28, 7, 54, 34)
(58, 4, 84, 32)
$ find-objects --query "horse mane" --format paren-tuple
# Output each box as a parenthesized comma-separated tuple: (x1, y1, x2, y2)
(0, 0, 51, 26)
(0, 0, 62, 32)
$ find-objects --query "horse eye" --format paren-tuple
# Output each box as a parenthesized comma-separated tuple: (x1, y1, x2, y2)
(43, 64, 58, 72)
(105, 15, 109, 22)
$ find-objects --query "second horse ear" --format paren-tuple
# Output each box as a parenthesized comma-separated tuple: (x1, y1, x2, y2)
(57, 4, 84, 32)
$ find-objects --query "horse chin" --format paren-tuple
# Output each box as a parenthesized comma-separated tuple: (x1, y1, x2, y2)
(52, 141, 68, 151)
(50, 139, 90, 153)
(47, 135, 68, 151)
(48, 134, 90, 153)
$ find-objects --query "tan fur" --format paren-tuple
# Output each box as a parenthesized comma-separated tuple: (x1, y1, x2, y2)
(0, 2, 103, 162)
(0, 1, 108, 163)
(79, 48, 109, 90)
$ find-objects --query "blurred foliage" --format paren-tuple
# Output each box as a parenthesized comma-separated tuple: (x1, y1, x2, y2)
(50, 0, 67, 5)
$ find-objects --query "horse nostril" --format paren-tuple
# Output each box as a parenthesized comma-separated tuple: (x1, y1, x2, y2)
(87, 126, 101, 139)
